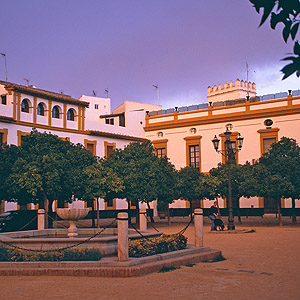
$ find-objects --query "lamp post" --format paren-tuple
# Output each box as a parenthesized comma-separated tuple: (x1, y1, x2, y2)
(212, 125, 244, 230)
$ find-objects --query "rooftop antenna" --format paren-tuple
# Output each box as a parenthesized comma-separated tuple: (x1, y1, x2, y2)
(23, 78, 29, 86)
(242, 62, 255, 98)
(93, 90, 97, 96)
(105, 88, 109, 98)
(152, 84, 160, 105)
(0, 53, 8, 82)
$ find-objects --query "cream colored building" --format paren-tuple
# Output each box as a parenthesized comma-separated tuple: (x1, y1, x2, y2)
(0, 80, 161, 212)
(145, 79, 300, 210)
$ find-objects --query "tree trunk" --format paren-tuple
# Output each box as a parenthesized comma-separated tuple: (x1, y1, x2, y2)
(127, 200, 132, 225)
(96, 198, 100, 228)
(41, 192, 48, 229)
(277, 198, 283, 226)
(236, 198, 242, 224)
(147, 202, 155, 223)
(292, 198, 297, 224)
(135, 201, 140, 226)
(47, 199, 53, 228)
(91, 201, 95, 228)
(167, 204, 171, 225)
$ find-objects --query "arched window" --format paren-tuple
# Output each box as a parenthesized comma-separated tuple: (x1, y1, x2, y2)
(52, 105, 60, 118)
(67, 108, 75, 121)
(37, 102, 45, 116)
(21, 99, 30, 113)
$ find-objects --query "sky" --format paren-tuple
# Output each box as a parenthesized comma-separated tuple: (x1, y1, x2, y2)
(1, 0, 299, 110)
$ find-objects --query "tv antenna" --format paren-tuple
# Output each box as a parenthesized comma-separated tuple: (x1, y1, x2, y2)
(23, 78, 29, 86)
(93, 90, 97, 96)
(0, 53, 8, 82)
(242, 62, 256, 98)
(152, 84, 160, 105)
(105, 88, 109, 98)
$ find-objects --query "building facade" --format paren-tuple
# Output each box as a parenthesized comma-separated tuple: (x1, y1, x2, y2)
(145, 79, 300, 210)
(0, 80, 161, 212)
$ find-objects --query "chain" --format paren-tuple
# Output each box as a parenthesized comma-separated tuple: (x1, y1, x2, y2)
(0, 218, 117, 254)
(17, 215, 38, 231)
(175, 215, 194, 235)
(144, 214, 160, 232)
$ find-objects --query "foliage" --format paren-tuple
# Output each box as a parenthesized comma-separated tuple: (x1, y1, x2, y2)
(250, 0, 300, 79)
(209, 163, 247, 208)
(156, 156, 178, 211)
(0, 245, 102, 261)
(0, 143, 20, 202)
(177, 167, 205, 203)
(128, 234, 187, 258)
(102, 140, 170, 206)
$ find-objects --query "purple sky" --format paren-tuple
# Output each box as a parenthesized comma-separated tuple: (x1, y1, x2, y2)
(1, 0, 299, 110)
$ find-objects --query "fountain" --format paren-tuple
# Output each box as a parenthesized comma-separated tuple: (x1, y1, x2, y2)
(56, 208, 89, 238)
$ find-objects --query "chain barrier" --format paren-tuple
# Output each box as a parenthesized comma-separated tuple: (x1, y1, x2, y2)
(129, 222, 159, 244)
(0, 218, 117, 254)
(144, 214, 160, 232)
(17, 215, 38, 231)
(144, 212, 194, 236)
(47, 214, 69, 229)
(175, 215, 194, 235)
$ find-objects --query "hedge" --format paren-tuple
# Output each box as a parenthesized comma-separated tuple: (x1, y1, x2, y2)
(129, 234, 187, 258)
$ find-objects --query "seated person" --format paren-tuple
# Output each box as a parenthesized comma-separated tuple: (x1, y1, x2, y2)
(208, 201, 219, 231)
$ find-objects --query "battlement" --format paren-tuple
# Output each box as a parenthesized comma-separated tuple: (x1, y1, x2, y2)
(207, 79, 256, 104)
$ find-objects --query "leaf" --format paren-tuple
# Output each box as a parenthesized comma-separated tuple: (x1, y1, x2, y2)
(281, 61, 300, 79)
(259, 1, 277, 26)
(282, 21, 292, 42)
(294, 41, 300, 56)
(290, 22, 300, 40)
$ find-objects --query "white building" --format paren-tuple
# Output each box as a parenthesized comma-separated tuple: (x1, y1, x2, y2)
(0, 80, 161, 212)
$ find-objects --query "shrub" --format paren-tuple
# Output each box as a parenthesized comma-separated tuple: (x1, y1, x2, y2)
(0, 245, 102, 261)
(129, 234, 187, 258)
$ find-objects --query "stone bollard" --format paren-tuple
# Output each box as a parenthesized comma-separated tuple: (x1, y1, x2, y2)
(117, 212, 129, 262)
(194, 209, 203, 247)
(139, 208, 147, 231)
(38, 209, 45, 230)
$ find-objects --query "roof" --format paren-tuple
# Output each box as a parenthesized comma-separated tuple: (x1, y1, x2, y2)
(0, 80, 89, 107)
(87, 130, 146, 141)
(99, 112, 125, 119)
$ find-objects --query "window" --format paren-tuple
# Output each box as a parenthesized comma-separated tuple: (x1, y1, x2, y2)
(189, 145, 200, 169)
(224, 140, 237, 162)
(263, 138, 276, 154)
(104, 141, 116, 157)
(67, 109, 75, 121)
(258, 128, 279, 157)
(94, 104, 99, 109)
(105, 118, 114, 125)
(119, 114, 125, 127)
(106, 145, 114, 156)
(37, 103, 45, 116)
(0, 132, 3, 144)
(152, 139, 168, 157)
(1, 95, 7, 105)
(52, 106, 60, 118)
(184, 135, 202, 170)
(84, 139, 97, 156)
(156, 148, 166, 158)
(21, 99, 30, 113)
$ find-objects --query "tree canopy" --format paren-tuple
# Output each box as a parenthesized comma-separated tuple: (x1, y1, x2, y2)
(250, 0, 300, 79)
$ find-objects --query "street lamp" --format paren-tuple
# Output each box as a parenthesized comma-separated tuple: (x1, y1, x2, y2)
(211, 125, 244, 230)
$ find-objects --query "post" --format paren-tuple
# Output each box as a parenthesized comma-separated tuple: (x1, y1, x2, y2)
(118, 212, 129, 261)
(227, 162, 235, 230)
(139, 208, 147, 231)
(194, 209, 203, 247)
(37, 209, 45, 230)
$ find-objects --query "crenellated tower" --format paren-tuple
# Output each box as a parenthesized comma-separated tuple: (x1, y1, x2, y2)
(207, 79, 256, 105)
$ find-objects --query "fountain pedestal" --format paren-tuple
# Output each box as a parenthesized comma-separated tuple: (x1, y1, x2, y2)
(56, 208, 89, 238)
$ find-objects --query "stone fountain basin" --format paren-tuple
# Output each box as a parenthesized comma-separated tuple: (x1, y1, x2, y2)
(0, 228, 161, 256)
(56, 208, 89, 220)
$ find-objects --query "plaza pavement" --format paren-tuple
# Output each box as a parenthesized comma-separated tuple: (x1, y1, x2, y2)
(0, 215, 299, 300)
